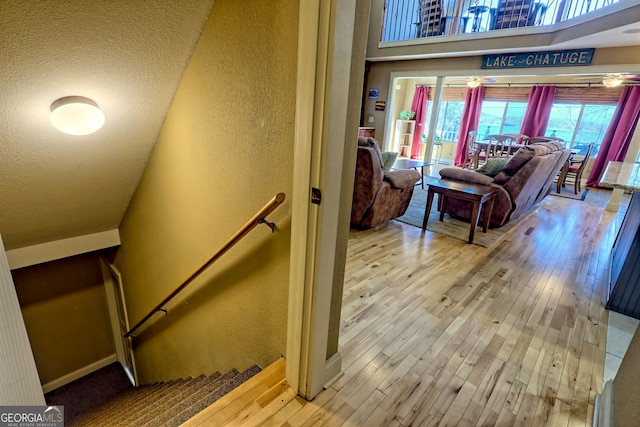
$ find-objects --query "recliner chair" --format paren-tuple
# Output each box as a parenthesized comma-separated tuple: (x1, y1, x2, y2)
(351, 137, 421, 228)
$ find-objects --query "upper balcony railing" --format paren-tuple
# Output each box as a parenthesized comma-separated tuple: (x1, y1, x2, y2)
(381, 0, 622, 42)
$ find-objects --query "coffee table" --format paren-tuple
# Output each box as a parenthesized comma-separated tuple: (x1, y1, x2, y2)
(392, 159, 432, 189)
(422, 179, 497, 244)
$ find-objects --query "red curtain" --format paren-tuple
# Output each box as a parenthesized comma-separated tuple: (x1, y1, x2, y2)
(520, 86, 556, 137)
(410, 86, 429, 159)
(586, 86, 640, 187)
(454, 87, 485, 167)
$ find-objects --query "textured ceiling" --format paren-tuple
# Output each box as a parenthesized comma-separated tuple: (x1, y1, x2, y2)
(0, 1, 215, 250)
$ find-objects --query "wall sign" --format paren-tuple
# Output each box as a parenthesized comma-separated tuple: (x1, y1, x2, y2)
(481, 48, 595, 69)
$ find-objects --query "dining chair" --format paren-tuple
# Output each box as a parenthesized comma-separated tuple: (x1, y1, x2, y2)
(464, 130, 479, 168)
(485, 134, 516, 158)
(556, 143, 595, 194)
(503, 133, 529, 144)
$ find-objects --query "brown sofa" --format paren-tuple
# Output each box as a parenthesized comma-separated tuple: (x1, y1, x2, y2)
(351, 137, 421, 228)
(438, 141, 570, 227)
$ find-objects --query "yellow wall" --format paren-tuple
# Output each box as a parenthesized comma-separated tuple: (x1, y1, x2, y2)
(13, 253, 114, 385)
(115, 0, 297, 383)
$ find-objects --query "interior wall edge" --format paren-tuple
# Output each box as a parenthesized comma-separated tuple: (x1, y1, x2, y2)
(7, 229, 120, 270)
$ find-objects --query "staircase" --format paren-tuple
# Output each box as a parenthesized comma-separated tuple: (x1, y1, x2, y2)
(46, 363, 262, 427)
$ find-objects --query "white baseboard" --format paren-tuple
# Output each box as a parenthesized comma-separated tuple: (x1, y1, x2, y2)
(42, 354, 117, 393)
(593, 381, 614, 427)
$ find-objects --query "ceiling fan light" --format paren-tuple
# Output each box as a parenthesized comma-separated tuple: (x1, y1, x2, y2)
(50, 96, 105, 135)
(467, 79, 482, 88)
(602, 77, 623, 88)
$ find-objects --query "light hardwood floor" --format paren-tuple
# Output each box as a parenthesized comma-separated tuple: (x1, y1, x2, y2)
(184, 188, 624, 426)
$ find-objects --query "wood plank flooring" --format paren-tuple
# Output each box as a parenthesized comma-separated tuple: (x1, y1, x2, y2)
(184, 188, 623, 426)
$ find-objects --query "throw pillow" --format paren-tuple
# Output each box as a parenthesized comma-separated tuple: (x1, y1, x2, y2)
(475, 158, 509, 177)
(439, 167, 494, 186)
(381, 151, 399, 172)
(493, 147, 535, 185)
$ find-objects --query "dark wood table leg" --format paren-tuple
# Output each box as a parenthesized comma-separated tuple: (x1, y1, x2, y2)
(422, 188, 436, 230)
(423, 180, 497, 244)
(482, 195, 496, 233)
(468, 200, 482, 244)
(439, 195, 448, 221)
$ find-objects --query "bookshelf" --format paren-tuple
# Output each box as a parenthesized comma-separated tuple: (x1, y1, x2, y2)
(395, 120, 415, 158)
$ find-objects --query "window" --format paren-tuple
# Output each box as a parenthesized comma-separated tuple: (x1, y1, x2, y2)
(477, 101, 527, 138)
(547, 103, 616, 157)
(429, 100, 464, 142)
(426, 99, 527, 143)
(415, 85, 620, 159)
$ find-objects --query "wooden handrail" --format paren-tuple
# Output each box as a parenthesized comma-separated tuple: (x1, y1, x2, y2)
(124, 192, 286, 338)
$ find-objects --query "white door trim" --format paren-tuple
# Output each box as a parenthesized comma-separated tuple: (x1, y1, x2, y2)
(100, 258, 137, 386)
(286, 0, 322, 398)
(286, 0, 356, 400)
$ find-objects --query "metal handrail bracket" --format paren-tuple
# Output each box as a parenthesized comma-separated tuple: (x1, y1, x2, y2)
(124, 192, 286, 338)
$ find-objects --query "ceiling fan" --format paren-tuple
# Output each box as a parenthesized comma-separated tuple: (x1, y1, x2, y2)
(448, 77, 499, 88)
(574, 73, 640, 88)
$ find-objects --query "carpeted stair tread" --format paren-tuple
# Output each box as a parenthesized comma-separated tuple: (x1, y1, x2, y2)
(70, 377, 209, 427)
(118, 377, 202, 426)
(130, 374, 217, 426)
(65, 365, 261, 427)
(139, 369, 243, 427)
(170, 370, 247, 424)
(168, 366, 260, 423)
(162, 365, 262, 427)
(88, 380, 164, 414)
(70, 378, 186, 426)
(45, 363, 133, 423)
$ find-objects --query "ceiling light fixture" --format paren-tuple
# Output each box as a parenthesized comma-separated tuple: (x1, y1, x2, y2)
(50, 96, 105, 135)
(602, 76, 624, 88)
(467, 78, 482, 88)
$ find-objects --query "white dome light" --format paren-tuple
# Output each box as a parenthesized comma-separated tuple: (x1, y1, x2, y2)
(50, 96, 105, 135)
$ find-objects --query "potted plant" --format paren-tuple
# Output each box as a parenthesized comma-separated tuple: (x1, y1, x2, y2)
(399, 110, 415, 120)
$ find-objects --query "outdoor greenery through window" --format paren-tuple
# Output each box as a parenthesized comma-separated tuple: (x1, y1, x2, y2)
(547, 104, 615, 156)
(427, 98, 617, 158)
(477, 101, 527, 138)
(429, 100, 463, 142)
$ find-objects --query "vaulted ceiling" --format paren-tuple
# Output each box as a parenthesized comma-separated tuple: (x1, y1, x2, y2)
(0, 1, 215, 251)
